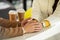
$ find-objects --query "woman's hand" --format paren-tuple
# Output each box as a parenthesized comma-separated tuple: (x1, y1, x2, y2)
(23, 22, 42, 34)
(21, 18, 38, 27)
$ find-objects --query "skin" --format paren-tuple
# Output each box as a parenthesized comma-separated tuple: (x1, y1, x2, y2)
(21, 18, 43, 33)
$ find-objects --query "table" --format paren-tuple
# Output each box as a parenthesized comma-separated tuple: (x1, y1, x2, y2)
(4, 23, 60, 40)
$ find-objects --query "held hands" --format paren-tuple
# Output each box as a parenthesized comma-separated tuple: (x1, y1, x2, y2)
(21, 18, 43, 34)
(23, 22, 42, 34)
(0, 18, 42, 34)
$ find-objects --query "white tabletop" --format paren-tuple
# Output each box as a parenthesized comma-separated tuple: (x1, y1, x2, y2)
(4, 23, 60, 40)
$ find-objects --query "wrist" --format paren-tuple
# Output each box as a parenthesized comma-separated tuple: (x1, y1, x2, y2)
(42, 20, 50, 28)
(22, 27, 26, 34)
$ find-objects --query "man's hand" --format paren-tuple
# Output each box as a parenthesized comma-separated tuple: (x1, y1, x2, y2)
(23, 22, 42, 34)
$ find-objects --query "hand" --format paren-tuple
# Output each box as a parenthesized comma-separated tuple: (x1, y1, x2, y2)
(21, 18, 38, 27)
(23, 22, 42, 34)
(21, 18, 31, 26)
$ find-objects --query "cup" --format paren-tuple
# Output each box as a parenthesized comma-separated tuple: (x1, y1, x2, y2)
(9, 10, 17, 22)
(17, 9, 25, 22)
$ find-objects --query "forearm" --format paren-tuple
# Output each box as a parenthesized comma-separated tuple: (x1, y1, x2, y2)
(42, 1, 60, 27)
(41, 13, 60, 28)
(0, 27, 23, 39)
(32, 0, 43, 22)
(0, 18, 24, 38)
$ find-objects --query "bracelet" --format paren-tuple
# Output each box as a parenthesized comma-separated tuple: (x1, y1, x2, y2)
(42, 20, 50, 28)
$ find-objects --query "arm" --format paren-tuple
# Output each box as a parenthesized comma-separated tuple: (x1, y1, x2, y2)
(0, 18, 18, 28)
(0, 26, 23, 39)
(0, 18, 42, 39)
(0, 18, 23, 38)
(0, 24, 23, 39)
(42, 1, 60, 28)
(32, 0, 43, 22)
(32, 0, 60, 28)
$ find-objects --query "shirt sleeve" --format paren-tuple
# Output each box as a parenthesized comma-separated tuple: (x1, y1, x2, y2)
(44, 1, 60, 26)
(0, 18, 23, 39)
(0, 26, 5, 39)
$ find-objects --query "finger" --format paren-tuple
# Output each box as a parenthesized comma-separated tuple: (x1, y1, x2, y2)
(35, 28, 41, 30)
(33, 25, 42, 29)
(35, 25, 42, 29)
(24, 22, 36, 25)
(34, 30, 40, 32)
(35, 27, 42, 30)
(28, 20, 38, 23)
(30, 23, 40, 26)
(35, 26, 41, 28)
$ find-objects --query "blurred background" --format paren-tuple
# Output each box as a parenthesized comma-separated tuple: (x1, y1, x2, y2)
(0, 0, 33, 19)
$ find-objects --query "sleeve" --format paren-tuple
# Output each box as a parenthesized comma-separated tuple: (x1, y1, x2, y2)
(0, 18, 23, 39)
(32, 0, 43, 22)
(0, 27, 1, 37)
(0, 26, 5, 38)
(0, 27, 23, 39)
(43, 1, 60, 27)
(0, 28, 2, 40)
(0, 27, 1, 34)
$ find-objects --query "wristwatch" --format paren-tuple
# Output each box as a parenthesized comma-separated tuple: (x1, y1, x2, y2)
(42, 20, 51, 28)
